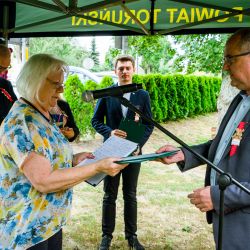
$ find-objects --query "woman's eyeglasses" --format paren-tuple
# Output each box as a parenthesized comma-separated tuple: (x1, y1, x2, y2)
(46, 78, 65, 89)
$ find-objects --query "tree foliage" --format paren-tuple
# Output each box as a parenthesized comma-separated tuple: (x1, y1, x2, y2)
(104, 48, 121, 70)
(89, 37, 100, 71)
(172, 34, 229, 74)
(127, 35, 175, 74)
(64, 73, 221, 137)
(124, 34, 228, 75)
(29, 34, 229, 76)
(64, 75, 96, 136)
(29, 37, 88, 66)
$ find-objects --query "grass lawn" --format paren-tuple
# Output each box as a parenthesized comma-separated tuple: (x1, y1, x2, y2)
(63, 113, 218, 250)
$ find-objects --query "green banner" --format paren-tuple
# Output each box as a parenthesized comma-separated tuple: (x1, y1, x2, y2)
(5, 0, 250, 37)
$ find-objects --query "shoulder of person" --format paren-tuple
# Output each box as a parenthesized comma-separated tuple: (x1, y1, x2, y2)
(57, 99, 67, 104)
(57, 99, 70, 108)
(135, 89, 149, 96)
(0, 77, 12, 88)
(3, 101, 31, 126)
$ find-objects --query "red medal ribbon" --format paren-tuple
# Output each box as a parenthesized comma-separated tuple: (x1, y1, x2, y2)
(0, 88, 13, 102)
(229, 121, 246, 157)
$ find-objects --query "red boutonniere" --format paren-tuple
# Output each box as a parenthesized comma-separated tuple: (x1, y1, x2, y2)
(0, 88, 13, 102)
(230, 122, 246, 157)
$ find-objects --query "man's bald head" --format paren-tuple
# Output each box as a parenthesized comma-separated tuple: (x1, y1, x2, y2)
(223, 28, 250, 95)
(226, 28, 250, 52)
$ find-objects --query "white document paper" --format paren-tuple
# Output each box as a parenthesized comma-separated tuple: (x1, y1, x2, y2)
(76, 136, 138, 186)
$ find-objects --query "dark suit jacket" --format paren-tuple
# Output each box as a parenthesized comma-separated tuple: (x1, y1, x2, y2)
(91, 85, 154, 149)
(0, 77, 17, 124)
(179, 91, 250, 249)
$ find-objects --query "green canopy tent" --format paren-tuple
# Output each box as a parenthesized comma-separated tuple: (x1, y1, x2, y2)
(0, 0, 250, 40)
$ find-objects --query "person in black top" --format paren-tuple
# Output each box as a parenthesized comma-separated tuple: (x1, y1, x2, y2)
(0, 44, 17, 124)
(50, 98, 80, 142)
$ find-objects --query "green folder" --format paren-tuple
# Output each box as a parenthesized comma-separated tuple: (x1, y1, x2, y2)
(115, 150, 179, 164)
(118, 118, 146, 143)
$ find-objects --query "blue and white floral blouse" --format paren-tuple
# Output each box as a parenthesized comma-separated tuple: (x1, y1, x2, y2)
(0, 100, 73, 250)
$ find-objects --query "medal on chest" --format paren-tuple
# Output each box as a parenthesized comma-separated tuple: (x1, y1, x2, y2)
(229, 122, 246, 157)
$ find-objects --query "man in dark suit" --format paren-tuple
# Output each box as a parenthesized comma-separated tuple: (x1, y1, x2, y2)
(0, 44, 17, 124)
(156, 28, 250, 250)
(92, 55, 153, 250)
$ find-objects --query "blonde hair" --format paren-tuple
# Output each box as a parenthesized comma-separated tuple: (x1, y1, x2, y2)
(16, 54, 68, 102)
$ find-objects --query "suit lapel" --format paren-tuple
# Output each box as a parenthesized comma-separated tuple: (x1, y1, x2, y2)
(126, 92, 136, 119)
(212, 93, 250, 161)
(209, 94, 243, 160)
(219, 121, 250, 160)
(112, 83, 123, 118)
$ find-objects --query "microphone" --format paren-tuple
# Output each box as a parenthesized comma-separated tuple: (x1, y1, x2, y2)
(82, 83, 143, 102)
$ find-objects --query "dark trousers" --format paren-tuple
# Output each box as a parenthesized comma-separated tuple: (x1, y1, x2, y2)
(27, 229, 62, 250)
(102, 163, 141, 239)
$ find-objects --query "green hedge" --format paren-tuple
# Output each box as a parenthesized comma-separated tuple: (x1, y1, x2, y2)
(63, 75, 97, 136)
(64, 74, 221, 136)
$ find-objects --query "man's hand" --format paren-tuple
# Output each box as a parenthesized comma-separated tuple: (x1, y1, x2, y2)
(188, 186, 214, 212)
(155, 144, 184, 164)
(111, 129, 127, 139)
(132, 146, 140, 156)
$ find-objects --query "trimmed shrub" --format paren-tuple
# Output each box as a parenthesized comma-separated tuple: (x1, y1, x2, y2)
(187, 76, 202, 116)
(63, 76, 96, 136)
(174, 74, 190, 119)
(165, 75, 180, 120)
(64, 73, 221, 137)
(99, 76, 114, 88)
(142, 74, 162, 121)
(154, 74, 169, 122)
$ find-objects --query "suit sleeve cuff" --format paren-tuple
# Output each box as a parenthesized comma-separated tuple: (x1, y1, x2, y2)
(210, 185, 220, 214)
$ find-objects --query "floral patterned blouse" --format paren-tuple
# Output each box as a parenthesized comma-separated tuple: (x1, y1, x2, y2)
(0, 100, 73, 250)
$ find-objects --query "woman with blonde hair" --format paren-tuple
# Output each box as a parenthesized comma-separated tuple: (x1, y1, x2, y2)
(0, 53, 126, 250)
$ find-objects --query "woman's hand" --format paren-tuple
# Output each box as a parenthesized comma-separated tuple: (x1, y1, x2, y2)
(73, 152, 95, 167)
(95, 157, 128, 177)
(61, 127, 74, 139)
(155, 144, 185, 164)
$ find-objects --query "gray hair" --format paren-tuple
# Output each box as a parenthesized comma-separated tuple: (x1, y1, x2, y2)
(16, 54, 68, 102)
(227, 28, 250, 51)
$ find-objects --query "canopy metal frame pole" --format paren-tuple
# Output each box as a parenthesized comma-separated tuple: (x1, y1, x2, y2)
(2, 5, 9, 43)
(150, 0, 155, 35)
(11, 0, 146, 35)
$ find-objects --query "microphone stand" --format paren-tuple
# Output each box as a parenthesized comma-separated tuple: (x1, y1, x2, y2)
(117, 96, 250, 250)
